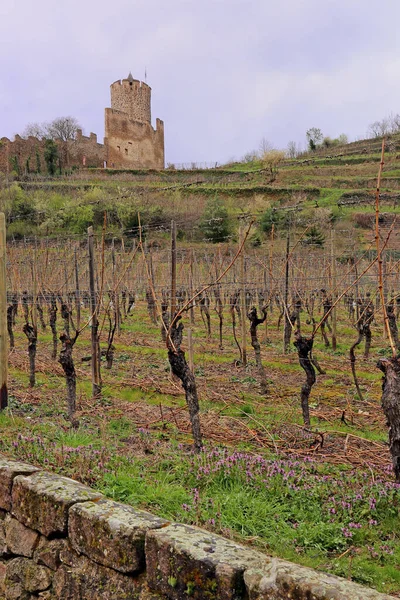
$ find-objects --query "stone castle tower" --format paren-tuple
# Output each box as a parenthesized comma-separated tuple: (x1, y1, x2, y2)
(104, 73, 164, 169)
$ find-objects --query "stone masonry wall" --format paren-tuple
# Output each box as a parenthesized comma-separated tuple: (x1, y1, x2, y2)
(105, 109, 164, 170)
(0, 136, 46, 175)
(110, 79, 152, 124)
(68, 130, 104, 168)
(0, 455, 395, 600)
(0, 132, 104, 174)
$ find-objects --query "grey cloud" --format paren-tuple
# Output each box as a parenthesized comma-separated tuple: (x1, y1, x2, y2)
(2, 0, 400, 163)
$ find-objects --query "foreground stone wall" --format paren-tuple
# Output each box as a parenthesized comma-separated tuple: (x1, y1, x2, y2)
(0, 455, 395, 600)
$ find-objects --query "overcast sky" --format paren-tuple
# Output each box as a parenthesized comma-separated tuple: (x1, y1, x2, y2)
(1, 0, 400, 165)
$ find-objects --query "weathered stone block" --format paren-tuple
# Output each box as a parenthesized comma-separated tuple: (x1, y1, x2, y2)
(33, 537, 68, 571)
(69, 498, 168, 574)
(0, 457, 40, 511)
(138, 585, 169, 600)
(0, 517, 7, 557)
(0, 559, 6, 597)
(5, 516, 39, 558)
(146, 522, 266, 600)
(53, 552, 145, 600)
(244, 558, 396, 600)
(12, 472, 102, 537)
(5, 557, 52, 595)
(58, 543, 81, 568)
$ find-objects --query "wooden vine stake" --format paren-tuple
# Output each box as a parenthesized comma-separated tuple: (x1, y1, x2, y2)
(375, 139, 400, 481)
(88, 226, 102, 398)
(170, 220, 177, 322)
(187, 328, 194, 374)
(375, 140, 395, 354)
(239, 225, 247, 366)
(330, 229, 337, 350)
(283, 229, 291, 353)
(0, 213, 8, 409)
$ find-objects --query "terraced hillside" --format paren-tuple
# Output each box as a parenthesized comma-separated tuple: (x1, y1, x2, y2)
(1, 132, 399, 246)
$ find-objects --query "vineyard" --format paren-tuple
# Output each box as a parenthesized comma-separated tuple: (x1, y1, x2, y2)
(1, 136, 400, 596)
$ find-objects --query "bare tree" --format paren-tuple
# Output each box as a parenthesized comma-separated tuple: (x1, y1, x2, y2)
(21, 117, 81, 141)
(306, 128, 323, 151)
(47, 117, 81, 142)
(242, 151, 258, 163)
(337, 133, 349, 145)
(286, 141, 299, 159)
(389, 113, 400, 133)
(368, 118, 390, 138)
(368, 113, 400, 138)
(21, 122, 47, 139)
(258, 137, 274, 156)
(260, 150, 285, 183)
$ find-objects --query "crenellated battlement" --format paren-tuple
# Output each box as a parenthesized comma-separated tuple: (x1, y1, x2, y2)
(110, 78, 151, 92)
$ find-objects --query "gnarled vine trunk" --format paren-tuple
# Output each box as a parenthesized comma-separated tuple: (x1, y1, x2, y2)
(294, 332, 316, 427)
(377, 357, 400, 482)
(168, 318, 202, 453)
(23, 323, 37, 388)
(59, 332, 79, 427)
(7, 305, 14, 349)
(350, 325, 365, 402)
(248, 306, 268, 395)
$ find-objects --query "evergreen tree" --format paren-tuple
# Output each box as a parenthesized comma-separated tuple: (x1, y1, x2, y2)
(35, 148, 41, 174)
(260, 207, 283, 234)
(303, 226, 325, 247)
(200, 197, 230, 243)
(44, 139, 58, 175)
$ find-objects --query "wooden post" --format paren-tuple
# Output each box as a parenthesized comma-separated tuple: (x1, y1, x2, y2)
(32, 247, 37, 332)
(111, 239, 121, 335)
(0, 214, 8, 409)
(331, 229, 337, 351)
(383, 252, 388, 306)
(354, 253, 360, 322)
(267, 223, 275, 340)
(189, 249, 195, 325)
(88, 226, 101, 397)
(74, 248, 81, 330)
(170, 220, 177, 322)
(283, 229, 291, 354)
(187, 328, 194, 374)
(240, 226, 247, 366)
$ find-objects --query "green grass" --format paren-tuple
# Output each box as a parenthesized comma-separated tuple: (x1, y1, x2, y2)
(2, 419, 397, 595)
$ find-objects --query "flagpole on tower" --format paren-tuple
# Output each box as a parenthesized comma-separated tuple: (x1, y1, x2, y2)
(144, 66, 147, 83)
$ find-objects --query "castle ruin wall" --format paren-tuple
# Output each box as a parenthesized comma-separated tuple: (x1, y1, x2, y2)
(0, 131, 104, 174)
(0, 74, 165, 173)
(104, 109, 164, 170)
